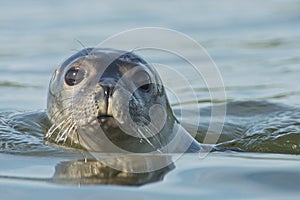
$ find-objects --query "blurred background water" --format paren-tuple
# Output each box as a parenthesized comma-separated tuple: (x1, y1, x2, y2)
(0, 0, 300, 199)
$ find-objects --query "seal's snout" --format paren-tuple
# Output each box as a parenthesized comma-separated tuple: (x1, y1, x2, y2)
(95, 78, 116, 120)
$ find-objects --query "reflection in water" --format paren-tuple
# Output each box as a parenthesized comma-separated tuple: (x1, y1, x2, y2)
(52, 154, 174, 186)
(0, 154, 174, 186)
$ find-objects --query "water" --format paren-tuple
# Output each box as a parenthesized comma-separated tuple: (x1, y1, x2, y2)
(1, 0, 300, 199)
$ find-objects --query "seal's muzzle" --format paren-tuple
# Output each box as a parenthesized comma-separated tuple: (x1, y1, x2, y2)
(95, 78, 116, 121)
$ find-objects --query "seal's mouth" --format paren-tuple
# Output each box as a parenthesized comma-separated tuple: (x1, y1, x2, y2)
(97, 112, 114, 124)
(97, 114, 113, 120)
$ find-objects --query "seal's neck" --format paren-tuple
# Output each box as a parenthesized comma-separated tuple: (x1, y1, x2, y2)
(160, 122, 201, 153)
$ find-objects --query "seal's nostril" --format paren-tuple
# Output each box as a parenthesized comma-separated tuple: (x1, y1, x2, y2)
(98, 77, 116, 96)
(101, 85, 113, 96)
(104, 88, 109, 96)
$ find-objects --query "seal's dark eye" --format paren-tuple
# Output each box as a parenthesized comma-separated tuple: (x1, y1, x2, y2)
(65, 67, 85, 86)
(139, 83, 151, 91)
(133, 70, 151, 92)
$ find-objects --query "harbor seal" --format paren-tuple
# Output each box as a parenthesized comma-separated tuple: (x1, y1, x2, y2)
(46, 48, 201, 153)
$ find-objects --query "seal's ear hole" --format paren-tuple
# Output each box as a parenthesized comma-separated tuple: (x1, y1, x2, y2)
(65, 67, 85, 86)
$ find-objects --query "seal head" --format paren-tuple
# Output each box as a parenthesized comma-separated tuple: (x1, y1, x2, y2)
(46, 48, 200, 153)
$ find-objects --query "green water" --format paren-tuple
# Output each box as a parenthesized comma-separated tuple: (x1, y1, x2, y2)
(1, 0, 300, 199)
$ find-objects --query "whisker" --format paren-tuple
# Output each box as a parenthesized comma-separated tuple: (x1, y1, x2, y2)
(74, 39, 87, 50)
(136, 129, 157, 150)
(68, 122, 77, 145)
(59, 121, 74, 143)
(55, 117, 73, 142)
(143, 125, 163, 152)
(45, 119, 66, 138)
